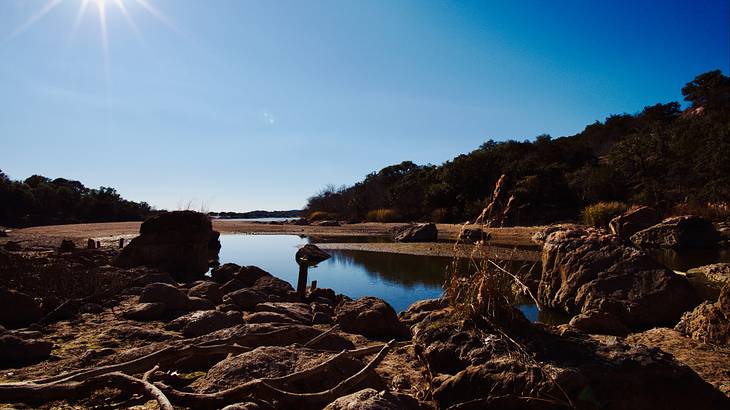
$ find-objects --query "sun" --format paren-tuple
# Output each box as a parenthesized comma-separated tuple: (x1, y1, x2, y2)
(6, 0, 179, 80)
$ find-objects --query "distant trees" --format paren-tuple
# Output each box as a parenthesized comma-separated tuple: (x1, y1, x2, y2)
(306, 70, 730, 223)
(0, 173, 154, 227)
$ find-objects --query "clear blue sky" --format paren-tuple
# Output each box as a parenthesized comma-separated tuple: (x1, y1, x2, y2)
(1, 0, 728, 211)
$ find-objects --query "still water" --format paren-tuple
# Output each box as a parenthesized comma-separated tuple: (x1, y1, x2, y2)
(217, 234, 446, 312)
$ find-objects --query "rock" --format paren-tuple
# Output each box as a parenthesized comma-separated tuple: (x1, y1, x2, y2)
(716, 222, 730, 246)
(132, 271, 176, 287)
(309, 288, 337, 305)
(458, 226, 490, 244)
(631, 215, 721, 248)
(105, 325, 179, 342)
(199, 323, 355, 351)
(122, 302, 166, 321)
(393, 223, 437, 243)
(531, 224, 581, 245)
(188, 281, 223, 304)
(609, 206, 660, 239)
(236, 265, 272, 286)
(675, 283, 730, 345)
(0, 229, 7, 237)
(400, 298, 447, 327)
(192, 345, 378, 393)
(0, 334, 53, 366)
(251, 275, 296, 299)
(114, 211, 220, 278)
(80, 303, 104, 314)
(225, 288, 268, 311)
(245, 311, 300, 324)
(59, 239, 76, 252)
(220, 279, 247, 294)
(221, 404, 265, 410)
(187, 297, 216, 311)
(538, 227, 697, 334)
(0, 325, 5, 334)
(627, 327, 730, 397)
(122, 286, 144, 296)
(686, 263, 730, 301)
(0, 288, 43, 329)
(296, 244, 331, 266)
(324, 389, 421, 410)
(211, 263, 241, 284)
(139, 283, 190, 311)
(413, 309, 730, 409)
(217, 303, 241, 313)
(255, 302, 312, 324)
(166, 310, 242, 337)
(335, 297, 409, 339)
(569, 310, 631, 336)
(312, 311, 332, 324)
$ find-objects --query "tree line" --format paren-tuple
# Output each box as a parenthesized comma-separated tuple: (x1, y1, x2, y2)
(0, 173, 154, 227)
(305, 70, 730, 224)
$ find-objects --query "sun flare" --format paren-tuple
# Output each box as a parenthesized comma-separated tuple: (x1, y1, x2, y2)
(7, 0, 179, 80)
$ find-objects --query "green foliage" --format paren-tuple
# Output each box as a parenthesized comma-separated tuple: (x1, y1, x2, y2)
(365, 208, 401, 222)
(581, 202, 628, 228)
(0, 172, 154, 228)
(305, 71, 730, 224)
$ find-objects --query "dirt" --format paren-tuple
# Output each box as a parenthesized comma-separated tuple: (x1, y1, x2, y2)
(2, 221, 542, 260)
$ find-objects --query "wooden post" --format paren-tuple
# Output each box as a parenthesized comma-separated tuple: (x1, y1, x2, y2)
(296, 263, 308, 301)
(87, 239, 96, 249)
(96, 240, 101, 249)
(311, 280, 317, 291)
(119, 238, 125, 249)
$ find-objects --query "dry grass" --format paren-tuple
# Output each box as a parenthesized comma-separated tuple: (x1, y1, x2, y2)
(671, 201, 730, 221)
(307, 211, 338, 221)
(365, 209, 401, 222)
(580, 201, 628, 228)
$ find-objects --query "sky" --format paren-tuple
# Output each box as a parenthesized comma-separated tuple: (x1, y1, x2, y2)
(1, 0, 728, 211)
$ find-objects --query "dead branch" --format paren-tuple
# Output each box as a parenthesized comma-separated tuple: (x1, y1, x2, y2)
(303, 324, 340, 347)
(155, 340, 396, 408)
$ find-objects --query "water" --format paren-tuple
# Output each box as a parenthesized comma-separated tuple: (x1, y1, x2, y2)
(646, 247, 730, 272)
(214, 217, 299, 222)
(217, 234, 446, 312)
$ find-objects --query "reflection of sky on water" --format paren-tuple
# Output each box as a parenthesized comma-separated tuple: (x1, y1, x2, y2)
(217, 234, 445, 312)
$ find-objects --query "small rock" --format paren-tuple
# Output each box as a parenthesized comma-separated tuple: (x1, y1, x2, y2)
(187, 297, 216, 311)
(59, 239, 76, 252)
(255, 302, 313, 324)
(0, 334, 53, 366)
(393, 223, 437, 243)
(220, 279, 247, 295)
(122, 302, 166, 321)
(236, 266, 272, 286)
(0, 288, 43, 329)
(139, 283, 190, 311)
(188, 281, 223, 304)
(166, 310, 242, 337)
(225, 288, 268, 311)
(609, 206, 660, 239)
(335, 297, 409, 340)
(211, 263, 241, 284)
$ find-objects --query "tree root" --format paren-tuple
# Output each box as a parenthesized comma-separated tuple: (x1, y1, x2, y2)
(156, 340, 396, 408)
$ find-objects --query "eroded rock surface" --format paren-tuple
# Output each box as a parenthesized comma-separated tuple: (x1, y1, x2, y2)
(631, 215, 721, 248)
(675, 283, 730, 345)
(609, 205, 660, 239)
(538, 227, 697, 334)
(335, 297, 409, 340)
(393, 223, 437, 243)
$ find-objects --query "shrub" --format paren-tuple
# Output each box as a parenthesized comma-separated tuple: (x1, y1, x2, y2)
(670, 201, 730, 222)
(308, 211, 337, 221)
(365, 208, 401, 222)
(580, 201, 628, 228)
(430, 208, 450, 223)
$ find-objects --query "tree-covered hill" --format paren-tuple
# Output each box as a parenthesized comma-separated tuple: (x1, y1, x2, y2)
(0, 173, 154, 227)
(306, 70, 730, 224)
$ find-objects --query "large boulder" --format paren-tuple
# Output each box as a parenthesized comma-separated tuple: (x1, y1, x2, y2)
(211, 263, 241, 284)
(166, 310, 243, 337)
(538, 227, 697, 334)
(114, 211, 221, 278)
(0, 288, 43, 329)
(675, 283, 730, 345)
(255, 302, 312, 324)
(631, 215, 721, 248)
(393, 223, 437, 243)
(609, 206, 660, 239)
(412, 309, 730, 409)
(334, 297, 409, 339)
(686, 263, 730, 301)
(138, 283, 190, 311)
(225, 288, 268, 311)
(0, 334, 53, 366)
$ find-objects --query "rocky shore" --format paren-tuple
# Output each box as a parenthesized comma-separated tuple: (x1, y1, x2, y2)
(0, 211, 729, 408)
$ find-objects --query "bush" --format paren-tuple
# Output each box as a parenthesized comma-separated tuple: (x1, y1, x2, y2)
(308, 211, 337, 221)
(365, 208, 401, 222)
(581, 201, 628, 228)
(670, 201, 730, 222)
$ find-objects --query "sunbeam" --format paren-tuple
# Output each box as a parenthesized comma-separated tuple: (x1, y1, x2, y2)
(135, 0, 183, 36)
(6, 0, 64, 41)
(114, 0, 146, 46)
(96, 0, 111, 81)
(69, 0, 91, 40)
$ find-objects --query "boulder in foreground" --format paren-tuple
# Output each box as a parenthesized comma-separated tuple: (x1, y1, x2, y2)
(335, 297, 409, 339)
(538, 227, 697, 334)
(675, 283, 730, 346)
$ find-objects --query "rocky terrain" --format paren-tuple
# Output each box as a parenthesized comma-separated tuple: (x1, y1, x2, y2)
(0, 210, 729, 408)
